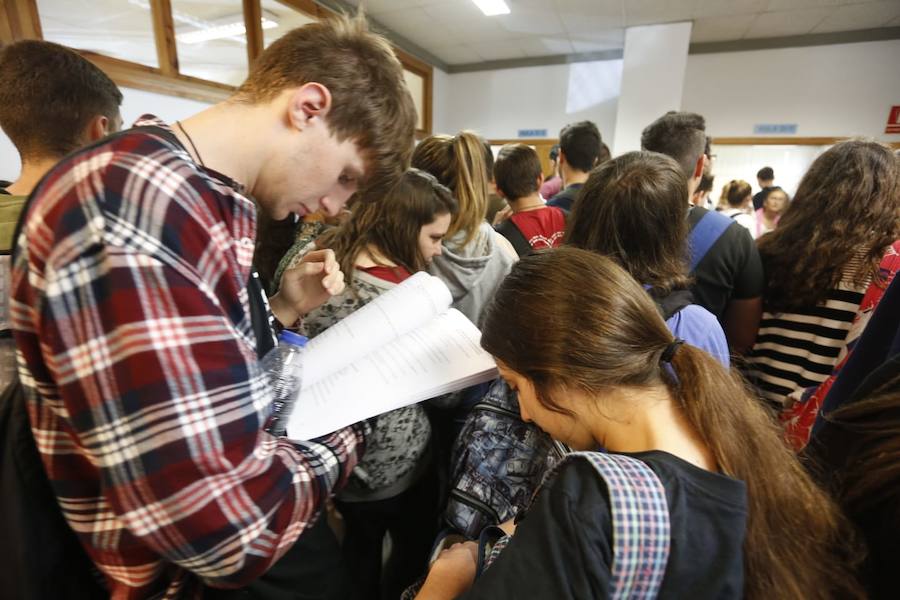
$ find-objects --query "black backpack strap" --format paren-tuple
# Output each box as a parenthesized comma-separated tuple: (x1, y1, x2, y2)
(652, 289, 694, 321)
(495, 218, 533, 257)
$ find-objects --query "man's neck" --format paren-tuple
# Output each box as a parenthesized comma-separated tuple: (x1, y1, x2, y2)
(173, 101, 273, 193)
(561, 165, 588, 188)
(508, 193, 545, 213)
(6, 157, 61, 196)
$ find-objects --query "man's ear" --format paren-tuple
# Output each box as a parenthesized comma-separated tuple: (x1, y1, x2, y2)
(286, 83, 332, 131)
(84, 115, 110, 143)
(693, 154, 709, 180)
(536, 172, 545, 189)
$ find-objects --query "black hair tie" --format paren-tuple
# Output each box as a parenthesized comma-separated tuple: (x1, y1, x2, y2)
(660, 339, 685, 364)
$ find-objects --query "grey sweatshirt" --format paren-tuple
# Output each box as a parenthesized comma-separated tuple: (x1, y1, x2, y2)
(428, 222, 517, 325)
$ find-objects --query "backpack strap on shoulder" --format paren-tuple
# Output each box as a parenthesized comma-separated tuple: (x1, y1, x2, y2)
(495, 218, 533, 257)
(688, 208, 733, 272)
(542, 451, 671, 599)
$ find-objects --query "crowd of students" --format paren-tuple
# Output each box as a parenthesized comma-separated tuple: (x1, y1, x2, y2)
(0, 13, 898, 600)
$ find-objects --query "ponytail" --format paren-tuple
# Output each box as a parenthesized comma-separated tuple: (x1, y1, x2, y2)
(411, 131, 489, 248)
(721, 179, 752, 208)
(667, 344, 863, 600)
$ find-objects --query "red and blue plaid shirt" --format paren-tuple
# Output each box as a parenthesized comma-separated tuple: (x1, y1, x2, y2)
(10, 116, 368, 598)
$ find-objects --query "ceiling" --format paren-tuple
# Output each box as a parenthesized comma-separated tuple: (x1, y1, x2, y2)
(342, 0, 900, 66)
(32, 0, 900, 78)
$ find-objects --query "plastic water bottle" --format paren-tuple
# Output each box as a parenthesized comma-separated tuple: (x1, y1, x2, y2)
(261, 331, 308, 437)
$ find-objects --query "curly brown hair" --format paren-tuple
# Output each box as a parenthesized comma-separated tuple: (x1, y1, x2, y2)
(757, 140, 900, 312)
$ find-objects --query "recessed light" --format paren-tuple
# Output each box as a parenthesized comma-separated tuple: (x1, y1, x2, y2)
(472, 0, 510, 17)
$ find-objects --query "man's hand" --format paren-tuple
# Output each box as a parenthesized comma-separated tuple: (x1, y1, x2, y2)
(269, 249, 345, 326)
(416, 541, 478, 599)
(492, 205, 513, 226)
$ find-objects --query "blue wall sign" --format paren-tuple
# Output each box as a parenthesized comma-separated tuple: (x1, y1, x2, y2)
(518, 129, 548, 138)
(753, 123, 798, 135)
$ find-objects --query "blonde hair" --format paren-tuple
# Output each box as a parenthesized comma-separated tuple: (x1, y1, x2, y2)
(411, 131, 489, 247)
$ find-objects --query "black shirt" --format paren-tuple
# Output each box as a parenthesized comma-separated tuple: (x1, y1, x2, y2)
(461, 451, 747, 599)
(688, 206, 764, 319)
(547, 183, 584, 212)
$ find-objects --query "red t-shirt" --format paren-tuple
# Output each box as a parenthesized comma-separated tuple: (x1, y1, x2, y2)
(509, 206, 567, 249)
(360, 264, 413, 284)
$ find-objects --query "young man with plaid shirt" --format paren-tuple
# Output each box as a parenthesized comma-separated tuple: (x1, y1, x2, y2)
(10, 16, 415, 599)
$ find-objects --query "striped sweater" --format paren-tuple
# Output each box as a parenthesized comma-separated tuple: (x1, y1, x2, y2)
(748, 253, 870, 406)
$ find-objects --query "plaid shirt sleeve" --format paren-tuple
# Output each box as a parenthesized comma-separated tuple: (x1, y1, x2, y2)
(11, 125, 368, 594)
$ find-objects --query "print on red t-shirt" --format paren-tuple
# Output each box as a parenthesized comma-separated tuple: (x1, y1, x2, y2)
(509, 206, 567, 249)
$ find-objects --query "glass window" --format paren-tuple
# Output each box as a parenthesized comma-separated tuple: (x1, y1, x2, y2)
(261, 0, 316, 48)
(172, 0, 249, 86)
(37, 0, 159, 68)
(403, 69, 425, 131)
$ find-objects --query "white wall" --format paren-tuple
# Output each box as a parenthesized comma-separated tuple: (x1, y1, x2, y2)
(1, 87, 211, 182)
(437, 60, 623, 143)
(436, 39, 899, 148)
(683, 39, 900, 140)
(432, 66, 451, 135)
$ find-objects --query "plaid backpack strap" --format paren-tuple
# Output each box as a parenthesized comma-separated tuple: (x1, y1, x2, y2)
(569, 451, 671, 599)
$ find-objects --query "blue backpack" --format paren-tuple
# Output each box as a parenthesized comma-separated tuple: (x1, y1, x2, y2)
(688, 207, 733, 272)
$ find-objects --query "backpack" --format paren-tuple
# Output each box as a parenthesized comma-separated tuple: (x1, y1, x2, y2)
(494, 207, 569, 258)
(688, 207, 733, 272)
(444, 378, 556, 538)
(480, 452, 671, 598)
(409, 452, 671, 599)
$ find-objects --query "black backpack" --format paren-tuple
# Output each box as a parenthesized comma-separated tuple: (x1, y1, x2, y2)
(0, 376, 108, 598)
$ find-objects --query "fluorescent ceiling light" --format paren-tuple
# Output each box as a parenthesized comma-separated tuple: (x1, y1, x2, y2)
(177, 18, 278, 44)
(472, 0, 510, 17)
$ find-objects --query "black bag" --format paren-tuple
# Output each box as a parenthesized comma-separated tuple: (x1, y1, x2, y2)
(0, 376, 108, 599)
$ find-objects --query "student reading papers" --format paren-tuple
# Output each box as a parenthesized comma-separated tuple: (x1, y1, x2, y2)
(286, 271, 498, 440)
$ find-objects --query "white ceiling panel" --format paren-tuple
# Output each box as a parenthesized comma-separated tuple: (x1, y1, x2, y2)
(624, 0, 698, 26)
(744, 7, 835, 38)
(765, 0, 846, 10)
(694, 0, 769, 19)
(430, 43, 484, 63)
(375, 7, 459, 46)
(351, 0, 433, 14)
(495, 6, 567, 36)
(559, 12, 624, 34)
(811, 1, 900, 32)
(691, 14, 757, 42)
(569, 29, 625, 52)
